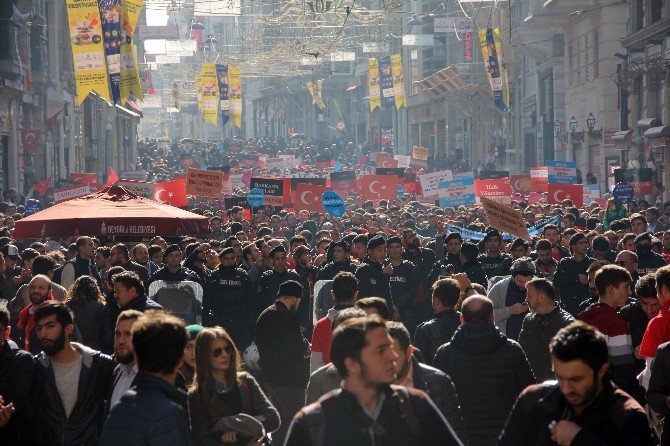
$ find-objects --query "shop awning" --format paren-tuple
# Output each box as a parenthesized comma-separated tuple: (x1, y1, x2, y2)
(125, 100, 143, 116)
(643, 125, 670, 138)
(115, 103, 141, 118)
(638, 118, 662, 130)
(612, 129, 634, 150)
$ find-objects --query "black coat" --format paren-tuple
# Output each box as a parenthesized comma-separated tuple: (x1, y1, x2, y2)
(434, 322, 535, 446)
(414, 310, 462, 365)
(478, 253, 513, 279)
(552, 256, 595, 316)
(647, 341, 670, 445)
(32, 343, 114, 445)
(460, 260, 488, 289)
(389, 260, 420, 313)
(67, 299, 107, 351)
(498, 379, 653, 446)
(0, 340, 34, 444)
(255, 300, 309, 388)
(254, 269, 302, 321)
(356, 259, 393, 307)
(317, 260, 357, 281)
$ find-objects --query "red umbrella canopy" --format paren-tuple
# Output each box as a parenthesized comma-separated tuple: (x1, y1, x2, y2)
(14, 185, 210, 239)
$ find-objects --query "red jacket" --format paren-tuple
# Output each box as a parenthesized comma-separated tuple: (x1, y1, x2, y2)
(640, 300, 670, 358)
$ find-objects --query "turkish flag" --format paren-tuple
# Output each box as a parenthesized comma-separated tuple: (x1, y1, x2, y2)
(34, 178, 51, 196)
(295, 183, 327, 212)
(376, 157, 398, 168)
(106, 168, 119, 186)
(548, 183, 583, 208)
(359, 175, 399, 201)
(155, 178, 188, 207)
(22, 129, 40, 155)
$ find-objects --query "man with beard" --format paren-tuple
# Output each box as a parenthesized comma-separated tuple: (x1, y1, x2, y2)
(402, 228, 436, 285)
(286, 316, 463, 446)
(635, 232, 666, 276)
(387, 237, 421, 335)
(58, 236, 102, 291)
(31, 301, 114, 445)
(356, 235, 394, 311)
(16, 275, 54, 354)
(478, 230, 514, 279)
(542, 224, 570, 262)
(488, 257, 534, 341)
(553, 233, 596, 317)
(254, 245, 302, 322)
(510, 238, 530, 260)
(131, 244, 157, 278)
(241, 242, 268, 284)
(533, 240, 558, 280)
(387, 321, 468, 445)
(182, 243, 211, 282)
(498, 322, 652, 446)
(147, 244, 201, 287)
(109, 243, 149, 286)
(256, 280, 310, 445)
(203, 247, 252, 349)
(94, 247, 111, 284)
(108, 310, 143, 410)
(318, 241, 357, 281)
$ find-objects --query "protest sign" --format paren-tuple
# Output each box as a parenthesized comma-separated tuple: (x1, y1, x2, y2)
(613, 182, 635, 204)
(265, 157, 285, 171)
(118, 180, 156, 199)
(246, 188, 265, 208)
(376, 168, 405, 178)
(438, 177, 476, 207)
(548, 183, 584, 207)
(583, 184, 600, 205)
(547, 161, 577, 184)
(359, 174, 399, 201)
(412, 146, 429, 160)
(330, 171, 359, 195)
(475, 178, 513, 205)
(419, 170, 454, 196)
(376, 157, 398, 168)
(185, 168, 225, 198)
(69, 173, 97, 184)
(120, 170, 148, 181)
(230, 173, 245, 190)
(479, 171, 509, 180)
(394, 155, 411, 168)
(220, 174, 233, 196)
(54, 184, 92, 203)
(530, 167, 548, 191)
(249, 177, 284, 206)
(510, 175, 532, 195)
(296, 183, 328, 212)
(322, 190, 346, 217)
(481, 196, 530, 239)
(614, 168, 654, 196)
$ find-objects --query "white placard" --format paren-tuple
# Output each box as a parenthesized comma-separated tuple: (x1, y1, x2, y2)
(394, 155, 411, 168)
(419, 170, 454, 196)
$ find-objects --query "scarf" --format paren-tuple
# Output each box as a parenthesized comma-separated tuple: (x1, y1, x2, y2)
(17, 292, 54, 350)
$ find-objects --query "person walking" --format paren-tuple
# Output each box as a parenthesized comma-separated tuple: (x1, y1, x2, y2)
(488, 257, 535, 340)
(65, 275, 107, 350)
(553, 233, 595, 316)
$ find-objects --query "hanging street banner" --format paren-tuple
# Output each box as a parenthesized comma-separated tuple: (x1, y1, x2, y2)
(438, 177, 476, 207)
(391, 54, 406, 109)
(368, 58, 381, 112)
(98, 0, 122, 103)
(493, 27, 510, 111)
(315, 80, 326, 109)
(229, 66, 242, 128)
(201, 63, 219, 125)
(479, 27, 508, 111)
(119, 0, 144, 103)
(378, 56, 395, 109)
(216, 64, 230, 126)
(67, 0, 111, 104)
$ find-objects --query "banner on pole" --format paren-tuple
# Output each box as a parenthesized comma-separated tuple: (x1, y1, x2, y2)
(391, 54, 406, 109)
(368, 58, 381, 112)
(229, 66, 242, 128)
(201, 63, 219, 125)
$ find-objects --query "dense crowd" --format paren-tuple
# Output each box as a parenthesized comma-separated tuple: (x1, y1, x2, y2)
(1, 138, 670, 445)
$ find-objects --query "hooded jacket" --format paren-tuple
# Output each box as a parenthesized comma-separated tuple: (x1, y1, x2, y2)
(433, 322, 535, 446)
(32, 343, 115, 445)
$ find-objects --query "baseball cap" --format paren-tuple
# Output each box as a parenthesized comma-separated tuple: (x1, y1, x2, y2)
(1, 244, 21, 260)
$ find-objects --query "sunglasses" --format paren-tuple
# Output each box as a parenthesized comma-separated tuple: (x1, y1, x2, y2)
(211, 345, 233, 357)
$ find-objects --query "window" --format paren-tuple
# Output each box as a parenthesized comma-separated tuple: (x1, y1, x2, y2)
(592, 30, 599, 79)
(584, 33, 590, 82)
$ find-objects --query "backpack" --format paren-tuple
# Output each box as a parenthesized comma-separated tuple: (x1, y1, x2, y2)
(303, 386, 420, 446)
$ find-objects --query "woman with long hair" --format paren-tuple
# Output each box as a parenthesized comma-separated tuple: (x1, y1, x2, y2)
(188, 327, 279, 445)
(65, 275, 107, 350)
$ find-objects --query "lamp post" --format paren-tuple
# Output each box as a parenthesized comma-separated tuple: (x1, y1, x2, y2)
(569, 116, 578, 134)
(554, 119, 560, 138)
(104, 121, 112, 180)
(586, 112, 602, 141)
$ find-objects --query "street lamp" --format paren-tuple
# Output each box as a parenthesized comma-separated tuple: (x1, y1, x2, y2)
(569, 116, 578, 134)
(586, 112, 596, 133)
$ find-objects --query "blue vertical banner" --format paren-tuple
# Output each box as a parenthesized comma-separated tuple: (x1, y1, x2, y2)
(216, 64, 230, 127)
(98, 0, 122, 103)
(378, 56, 395, 109)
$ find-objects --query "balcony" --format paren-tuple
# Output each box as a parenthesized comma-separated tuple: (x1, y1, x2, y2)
(0, 25, 22, 79)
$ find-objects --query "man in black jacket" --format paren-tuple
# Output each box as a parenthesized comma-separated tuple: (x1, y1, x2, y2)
(113, 271, 163, 313)
(254, 245, 302, 322)
(478, 229, 513, 279)
(317, 241, 357, 281)
(387, 237, 421, 334)
(519, 278, 574, 382)
(31, 301, 114, 445)
(414, 278, 462, 365)
(110, 243, 149, 286)
(498, 321, 653, 446)
(635, 232, 667, 276)
(146, 244, 202, 288)
(256, 280, 310, 445)
(58, 236, 102, 291)
(458, 241, 488, 289)
(0, 306, 34, 444)
(621, 273, 660, 371)
(387, 321, 467, 445)
(356, 235, 394, 309)
(434, 295, 535, 446)
(203, 247, 252, 349)
(553, 233, 595, 316)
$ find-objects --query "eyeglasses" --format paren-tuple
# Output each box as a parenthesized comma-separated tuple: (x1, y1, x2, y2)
(211, 345, 233, 357)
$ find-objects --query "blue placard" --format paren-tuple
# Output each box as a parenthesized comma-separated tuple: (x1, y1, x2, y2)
(447, 224, 513, 242)
(24, 200, 43, 216)
(246, 188, 265, 208)
(547, 160, 577, 184)
(397, 184, 405, 199)
(437, 177, 476, 207)
(613, 182, 634, 204)
(333, 160, 343, 172)
(322, 190, 346, 217)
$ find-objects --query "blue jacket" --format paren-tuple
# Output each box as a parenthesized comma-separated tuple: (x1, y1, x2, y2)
(100, 372, 189, 446)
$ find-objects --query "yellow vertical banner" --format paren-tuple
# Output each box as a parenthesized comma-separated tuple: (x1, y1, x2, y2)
(390, 54, 406, 109)
(229, 65, 242, 128)
(493, 27, 510, 110)
(195, 74, 203, 112)
(66, 0, 110, 105)
(316, 79, 326, 109)
(306, 81, 316, 105)
(368, 58, 381, 112)
(119, 0, 144, 104)
(201, 63, 219, 125)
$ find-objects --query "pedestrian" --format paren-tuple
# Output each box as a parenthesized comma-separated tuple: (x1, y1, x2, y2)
(65, 275, 107, 350)
(187, 327, 279, 445)
(478, 230, 513, 279)
(414, 278, 462, 365)
(108, 310, 143, 411)
(32, 301, 114, 445)
(620, 273, 660, 369)
(553, 232, 595, 316)
(518, 278, 574, 382)
(255, 280, 310, 445)
(635, 232, 667, 276)
(16, 275, 55, 354)
(433, 295, 535, 446)
(647, 340, 670, 443)
(355, 234, 394, 310)
(254, 245, 302, 322)
(488, 257, 535, 340)
(387, 236, 421, 334)
(56, 236, 102, 291)
(0, 305, 34, 444)
(458, 241, 488, 288)
(498, 321, 653, 446)
(285, 316, 463, 445)
(113, 271, 163, 313)
(100, 311, 190, 445)
(109, 243, 150, 286)
(180, 324, 203, 387)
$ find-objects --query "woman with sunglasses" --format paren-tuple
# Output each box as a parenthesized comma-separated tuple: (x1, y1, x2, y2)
(188, 327, 279, 445)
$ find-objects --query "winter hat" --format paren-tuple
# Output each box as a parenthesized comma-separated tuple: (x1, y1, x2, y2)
(510, 257, 536, 276)
(186, 324, 205, 341)
(277, 280, 303, 299)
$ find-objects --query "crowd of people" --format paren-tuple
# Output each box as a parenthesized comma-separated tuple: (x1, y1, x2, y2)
(1, 137, 670, 445)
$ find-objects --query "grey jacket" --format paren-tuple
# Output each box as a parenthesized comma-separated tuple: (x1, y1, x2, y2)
(488, 276, 514, 335)
(305, 363, 341, 405)
(518, 307, 574, 382)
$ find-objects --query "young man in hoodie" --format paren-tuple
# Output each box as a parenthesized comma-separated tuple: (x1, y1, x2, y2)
(578, 264, 645, 404)
(310, 271, 358, 372)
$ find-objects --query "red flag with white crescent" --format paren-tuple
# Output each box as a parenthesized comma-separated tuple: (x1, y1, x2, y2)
(295, 183, 327, 212)
(359, 175, 399, 201)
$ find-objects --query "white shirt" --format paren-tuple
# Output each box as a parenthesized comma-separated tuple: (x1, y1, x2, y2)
(110, 363, 139, 408)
